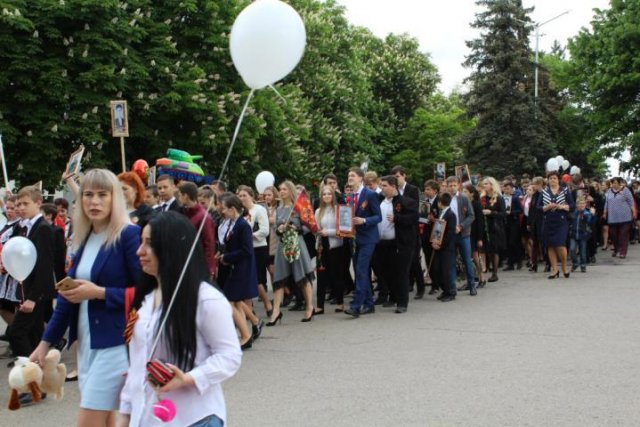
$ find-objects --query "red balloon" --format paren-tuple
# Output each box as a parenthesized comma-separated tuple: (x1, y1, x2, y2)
(132, 159, 149, 181)
(562, 174, 571, 184)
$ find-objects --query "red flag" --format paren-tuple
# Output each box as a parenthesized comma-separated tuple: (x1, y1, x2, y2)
(294, 190, 319, 233)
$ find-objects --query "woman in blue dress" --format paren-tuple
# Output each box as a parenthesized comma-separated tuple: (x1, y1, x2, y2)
(216, 193, 260, 350)
(31, 169, 141, 427)
(538, 171, 575, 279)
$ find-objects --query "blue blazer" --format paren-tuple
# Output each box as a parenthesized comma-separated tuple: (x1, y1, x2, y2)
(221, 219, 258, 301)
(354, 187, 382, 245)
(43, 224, 141, 349)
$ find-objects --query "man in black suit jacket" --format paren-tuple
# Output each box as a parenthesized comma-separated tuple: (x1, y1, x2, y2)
(375, 176, 419, 312)
(420, 179, 441, 296)
(432, 192, 458, 302)
(391, 166, 423, 297)
(6, 187, 56, 357)
(155, 175, 182, 213)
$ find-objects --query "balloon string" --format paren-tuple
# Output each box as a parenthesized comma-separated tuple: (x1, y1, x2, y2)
(268, 85, 287, 104)
(149, 89, 256, 358)
(218, 89, 255, 182)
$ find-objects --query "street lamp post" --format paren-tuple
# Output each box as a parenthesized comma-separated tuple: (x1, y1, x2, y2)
(517, 10, 570, 107)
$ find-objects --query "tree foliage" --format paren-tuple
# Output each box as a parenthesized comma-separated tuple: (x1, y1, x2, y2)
(462, 0, 559, 178)
(0, 0, 439, 189)
(567, 0, 640, 174)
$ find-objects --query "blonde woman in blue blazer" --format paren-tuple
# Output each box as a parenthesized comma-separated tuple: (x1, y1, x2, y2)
(31, 169, 141, 427)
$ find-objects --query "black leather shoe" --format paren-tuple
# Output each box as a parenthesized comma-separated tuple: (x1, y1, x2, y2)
(440, 295, 456, 302)
(477, 280, 487, 288)
(344, 308, 360, 318)
(488, 275, 498, 282)
(414, 291, 425, 300)
(395, 306, 407, 314)
(470, 288, 477, 296)
(360, 306, 375, 315)
(374, 297, 388, 306)
(382, 301, 396, 308)
(458, 285, 470, 291)
(437, 292, 447, 301)
(428, 288, 438, 295)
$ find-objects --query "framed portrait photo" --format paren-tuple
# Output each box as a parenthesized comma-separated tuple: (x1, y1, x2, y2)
(434, 162, 446, 182)
(336, 204, 354, 238)
(430, 219, 446, 246)
(110, 100, 129, 137)
(148, 166, 157, 186)
(65, 145, 85, 178)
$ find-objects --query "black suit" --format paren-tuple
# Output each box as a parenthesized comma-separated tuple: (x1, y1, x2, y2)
(432, 209, 457, 297)
(400, 182, 423, 293)
(421, 195, 440, 291)
(6, 217, 56, 356)
(155, 198, 181, 213)
(374, 194, 418, 308)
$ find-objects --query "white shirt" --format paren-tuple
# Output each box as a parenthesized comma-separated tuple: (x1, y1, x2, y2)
(119, 283, 242, 427)
(315, 207, 343, 249)
(399, 183, 406, 196)
(450, 193, 460, 224)
(378, 198, 396, 240)
(247, 204, 269, 248)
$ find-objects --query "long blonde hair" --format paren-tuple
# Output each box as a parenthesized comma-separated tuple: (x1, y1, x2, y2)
(73, 169, 131, 249)
(278, 180, 298, 207)
(318, 185, 337, 221)
(480, 177, 502, 203)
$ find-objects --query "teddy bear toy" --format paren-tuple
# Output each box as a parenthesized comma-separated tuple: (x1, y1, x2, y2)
(40, 349, 66, 400)
(8, 357, 43, 410)
(7, 349, 67, 410)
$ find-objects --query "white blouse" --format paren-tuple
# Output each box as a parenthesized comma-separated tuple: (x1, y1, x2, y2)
(247, 204, 269, 248)
(315, 207, 343, 249)
(119, 283, 242, 426)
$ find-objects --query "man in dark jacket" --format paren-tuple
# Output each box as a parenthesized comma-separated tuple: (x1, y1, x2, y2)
(374, 175, 419, 313)
(432, 192, 458, 302)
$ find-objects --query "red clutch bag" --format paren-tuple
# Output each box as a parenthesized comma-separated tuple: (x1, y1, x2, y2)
(146, 359, 175, 387)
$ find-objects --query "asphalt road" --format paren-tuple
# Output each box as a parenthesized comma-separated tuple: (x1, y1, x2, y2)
(2, 245, 639, 426)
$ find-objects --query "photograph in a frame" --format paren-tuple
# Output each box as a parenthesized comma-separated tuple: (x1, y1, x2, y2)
(110, 100, 129, 137)
(336, 204, 354, 238)
(65, 146, 85, 178)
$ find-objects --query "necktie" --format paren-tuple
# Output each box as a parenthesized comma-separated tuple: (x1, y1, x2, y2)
(162, 203, 168, 212)
(354, 192, 359, 206)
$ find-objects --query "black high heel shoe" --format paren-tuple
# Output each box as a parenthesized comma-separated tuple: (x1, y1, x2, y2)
(548, 271, 560, 279)
(252, 320, 265, 340)
(266, 312, 283, 326)
(240, 337, 253, 351)
(301, 309, 315, 322)
(563, 271, 570, 278)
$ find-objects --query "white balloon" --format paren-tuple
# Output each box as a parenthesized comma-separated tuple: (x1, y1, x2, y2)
(546, 158, 560, 172)
(555, 155, 564, 165)
(561, 160, 570, 170)
(230, 0, 306, 89)
(1, 237, 37, 282)
(255, 171, 275, 194)
(570, 166, 581, 176)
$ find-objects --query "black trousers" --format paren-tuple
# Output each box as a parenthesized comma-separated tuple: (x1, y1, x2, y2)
(421, 236, 437, 291)
(6, 299, 47, 357)
(506, 216, 523, 266)
(317, 240, 346, 308)
(373, 241, 395, 302)
(409, 238, 424, 291)
(433, 250, 456, 296)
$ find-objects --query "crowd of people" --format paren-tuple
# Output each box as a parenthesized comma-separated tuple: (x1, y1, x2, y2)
(0, 164, 638, 426)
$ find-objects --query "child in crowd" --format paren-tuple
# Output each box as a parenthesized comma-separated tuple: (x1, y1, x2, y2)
(570, 198, 594, 273)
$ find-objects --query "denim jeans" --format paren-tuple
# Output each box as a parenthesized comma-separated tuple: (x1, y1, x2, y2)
(451, 234, 476, 290)
(191, 414, 224, 427)
(570, 238, 588, 268)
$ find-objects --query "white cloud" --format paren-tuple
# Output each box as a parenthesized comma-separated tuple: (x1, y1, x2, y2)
(337, 0, 610, 93)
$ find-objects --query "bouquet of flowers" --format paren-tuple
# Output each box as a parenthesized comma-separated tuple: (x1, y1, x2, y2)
(281, 227, 300, 263)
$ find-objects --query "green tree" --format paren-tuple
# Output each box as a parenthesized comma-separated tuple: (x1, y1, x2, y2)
(393, 93, 473, 184)
(567, 0, 640, 174)
(463, 0, 557, 178)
